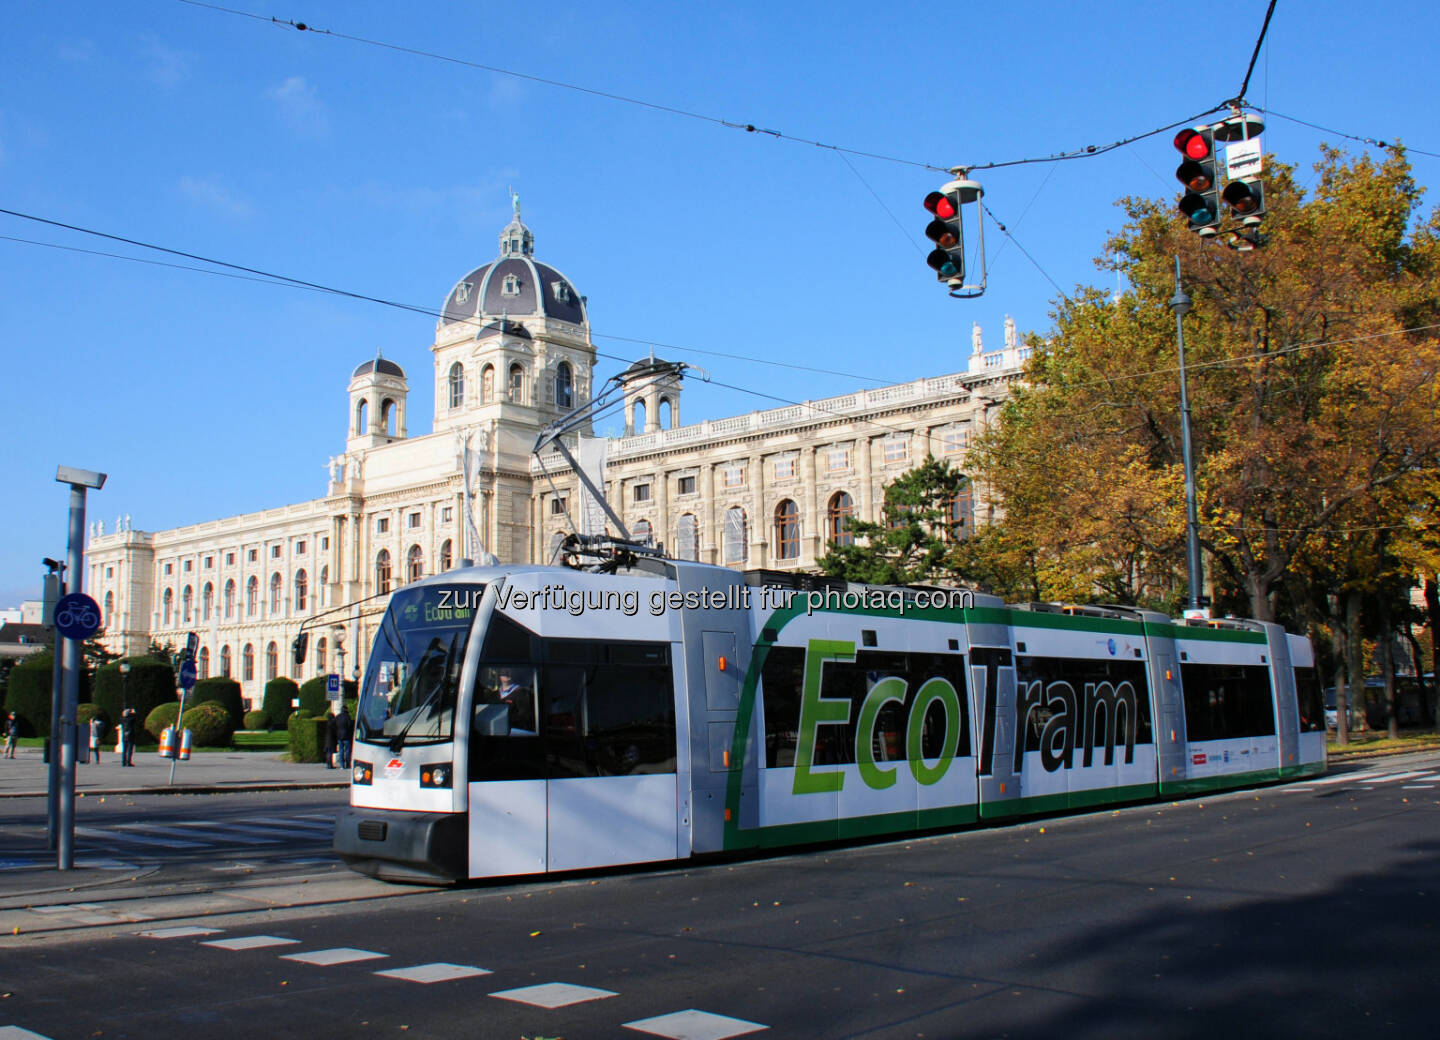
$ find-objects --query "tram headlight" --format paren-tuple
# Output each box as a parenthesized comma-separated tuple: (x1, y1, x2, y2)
(420, 762, 453, 789)
(352, 760, 373, 785)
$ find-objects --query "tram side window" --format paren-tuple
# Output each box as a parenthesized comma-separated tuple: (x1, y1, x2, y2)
(470, 638, 676, 781)
(1293, 667, 1325, 733)
(1180, 663, 1277, 741)
(1014, 657, 1152, 755)
(761, 647, 968, 768)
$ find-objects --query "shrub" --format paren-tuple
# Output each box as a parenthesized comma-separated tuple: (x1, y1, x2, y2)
(242, 709, 270, 730)
(94, 657, 176, 732)
(288, 712, 329, 763)
(190, 677, 244, 727)
(145, 701, 181, 743)
(5, 654, 54, 737)
(182, 701, 234, 748)
(263, 677, 300, 729)
(297, 676, 331, 717)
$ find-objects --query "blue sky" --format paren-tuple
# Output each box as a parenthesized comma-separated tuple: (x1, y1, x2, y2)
(2, 0, 1436, 608)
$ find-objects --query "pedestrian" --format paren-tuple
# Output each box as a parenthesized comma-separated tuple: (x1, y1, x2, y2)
(335, 703, 353, 771)
(89, 715, 104, 764)
(120, 707, 137, 767)
(4, 712, 17, 758)
(324, 707, 338, 768)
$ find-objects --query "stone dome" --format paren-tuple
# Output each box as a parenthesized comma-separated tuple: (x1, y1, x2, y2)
(352, 357, 405, 379)
(440, 214, 587, 329)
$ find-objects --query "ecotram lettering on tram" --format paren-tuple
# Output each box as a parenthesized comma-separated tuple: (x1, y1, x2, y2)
(332, 557, 1326, 883)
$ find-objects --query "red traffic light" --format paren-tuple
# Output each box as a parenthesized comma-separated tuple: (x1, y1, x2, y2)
(924, 190, 958, 220)
(1173, 128, 1213, 162)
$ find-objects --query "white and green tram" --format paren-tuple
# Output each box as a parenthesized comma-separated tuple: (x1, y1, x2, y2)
(334, 558, 1326, 883)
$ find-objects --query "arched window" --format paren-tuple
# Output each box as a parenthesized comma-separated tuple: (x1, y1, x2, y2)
(555, 361, 574, 409)
(448, 362, 465, 408)
(481, 364, 495, 403)
(246, 576, 258, 617)
(439, 539, 453, 571)
(224, 579, 236, 619)
(181, 585, 193, 623)
(723, 507, 748, 564)
(948, 488, 975, 541)
(103, 590, 115, 625)
(677, 513, 699, 561)
(162, 588, 173, 626)
(381, 398, 397, 436)
(827, 491, 855, 547)
(633, 519, 652, 544)
(266, 641, 278, 681)
(202, 582, 213, 621)
(294, 569, 308, 612)
(631, 399, 646, 433)
(407, 544, 424, 583)
(319, 565, 328, 608)
(508, 363, 524, 403)
(375, 549, 392, 594)
(775, 500, 800, 561)
(659, 396, 673, 429)
(355, 398, 368, 436)
(316, 637, 327, 673)
(269, 572, 282, 613)
(220, 645, 232, 678)
(198, 646, 210, 680)
(242, 643, 255, 682)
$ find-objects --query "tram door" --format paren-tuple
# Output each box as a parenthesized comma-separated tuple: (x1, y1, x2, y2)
(545, 640, 680, 872)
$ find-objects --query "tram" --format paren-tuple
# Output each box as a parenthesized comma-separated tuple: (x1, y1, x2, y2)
(332, 555, 1326, 883)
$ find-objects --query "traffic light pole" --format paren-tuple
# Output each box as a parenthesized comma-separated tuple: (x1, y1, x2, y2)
(1169, 256, 1204, 615)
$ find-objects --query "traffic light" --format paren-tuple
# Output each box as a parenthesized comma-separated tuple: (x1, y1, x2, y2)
(1222, 178, 1265, 226)
(1173, 127, 1221, 237)
(924, 187, 965, 284)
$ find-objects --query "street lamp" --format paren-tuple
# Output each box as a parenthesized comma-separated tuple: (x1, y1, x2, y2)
(1169, 256, 1205, 617)
(119, 660, 131, 713)
(333, 627, 346, 679)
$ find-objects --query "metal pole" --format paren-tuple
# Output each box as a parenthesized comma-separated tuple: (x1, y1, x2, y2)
(46, 569, 65, 851)
(57, 485, 87, 870)
(1169, 256, 1204, 614)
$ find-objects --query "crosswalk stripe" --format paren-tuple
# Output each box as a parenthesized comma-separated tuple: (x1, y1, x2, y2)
(75, 825, 206, 850)
(116, 823, 277, 846)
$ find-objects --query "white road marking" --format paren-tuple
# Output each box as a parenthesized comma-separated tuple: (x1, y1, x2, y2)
(623, 1009, 769, 1039)
(489, 982, 618, 1008)
(375, 963, 492, 983)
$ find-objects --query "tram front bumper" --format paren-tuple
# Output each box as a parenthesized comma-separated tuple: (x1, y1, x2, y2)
(333, 805, 468, 884)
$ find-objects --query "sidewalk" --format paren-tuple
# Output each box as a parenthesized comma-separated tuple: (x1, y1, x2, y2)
(0, 747, 367, 935)
(0, 745, 350, 798)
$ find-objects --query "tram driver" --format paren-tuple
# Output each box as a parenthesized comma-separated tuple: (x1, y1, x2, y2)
(477, 665, 537, 735)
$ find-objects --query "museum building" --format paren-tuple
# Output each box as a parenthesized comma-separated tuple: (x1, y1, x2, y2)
(86, 210, 1027, 706)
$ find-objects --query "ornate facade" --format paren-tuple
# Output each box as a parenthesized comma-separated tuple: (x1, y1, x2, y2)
(87, 210, 1026, 706)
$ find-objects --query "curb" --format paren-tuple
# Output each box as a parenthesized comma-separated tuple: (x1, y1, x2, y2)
(0, 781, 350, 799)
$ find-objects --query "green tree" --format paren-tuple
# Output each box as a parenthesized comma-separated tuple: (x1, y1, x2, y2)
(817, 456, 970, 585)
(964, 145, 1440, 631)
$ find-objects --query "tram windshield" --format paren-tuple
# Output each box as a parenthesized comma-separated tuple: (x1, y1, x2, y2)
(356, 584, 481, 749)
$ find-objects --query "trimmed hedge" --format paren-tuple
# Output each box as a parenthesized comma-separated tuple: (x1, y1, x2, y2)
(190, 677, 244, 728)
(181, 701, 235, 748)
(145, 702, 181, 743)
(3, 652, 92, 738)
(287, 712, 329, 763)
(297, 677, 331, 718)
(262, 677, 300, 729)
(243, 709, 270, 731)
(94, 657, 175, 733)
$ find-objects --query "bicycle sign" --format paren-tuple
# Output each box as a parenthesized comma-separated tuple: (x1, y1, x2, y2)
(54, 592, 102, 641)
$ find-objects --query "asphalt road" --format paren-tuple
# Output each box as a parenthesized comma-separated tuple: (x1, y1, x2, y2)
(3, 756, 1439, 1039)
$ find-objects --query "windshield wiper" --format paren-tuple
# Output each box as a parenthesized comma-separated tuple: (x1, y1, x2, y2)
(388, 635, 459, 753)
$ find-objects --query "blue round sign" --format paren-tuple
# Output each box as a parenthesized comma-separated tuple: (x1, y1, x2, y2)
(53, 592, 102, 640)
(178, 657, 198, 691)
